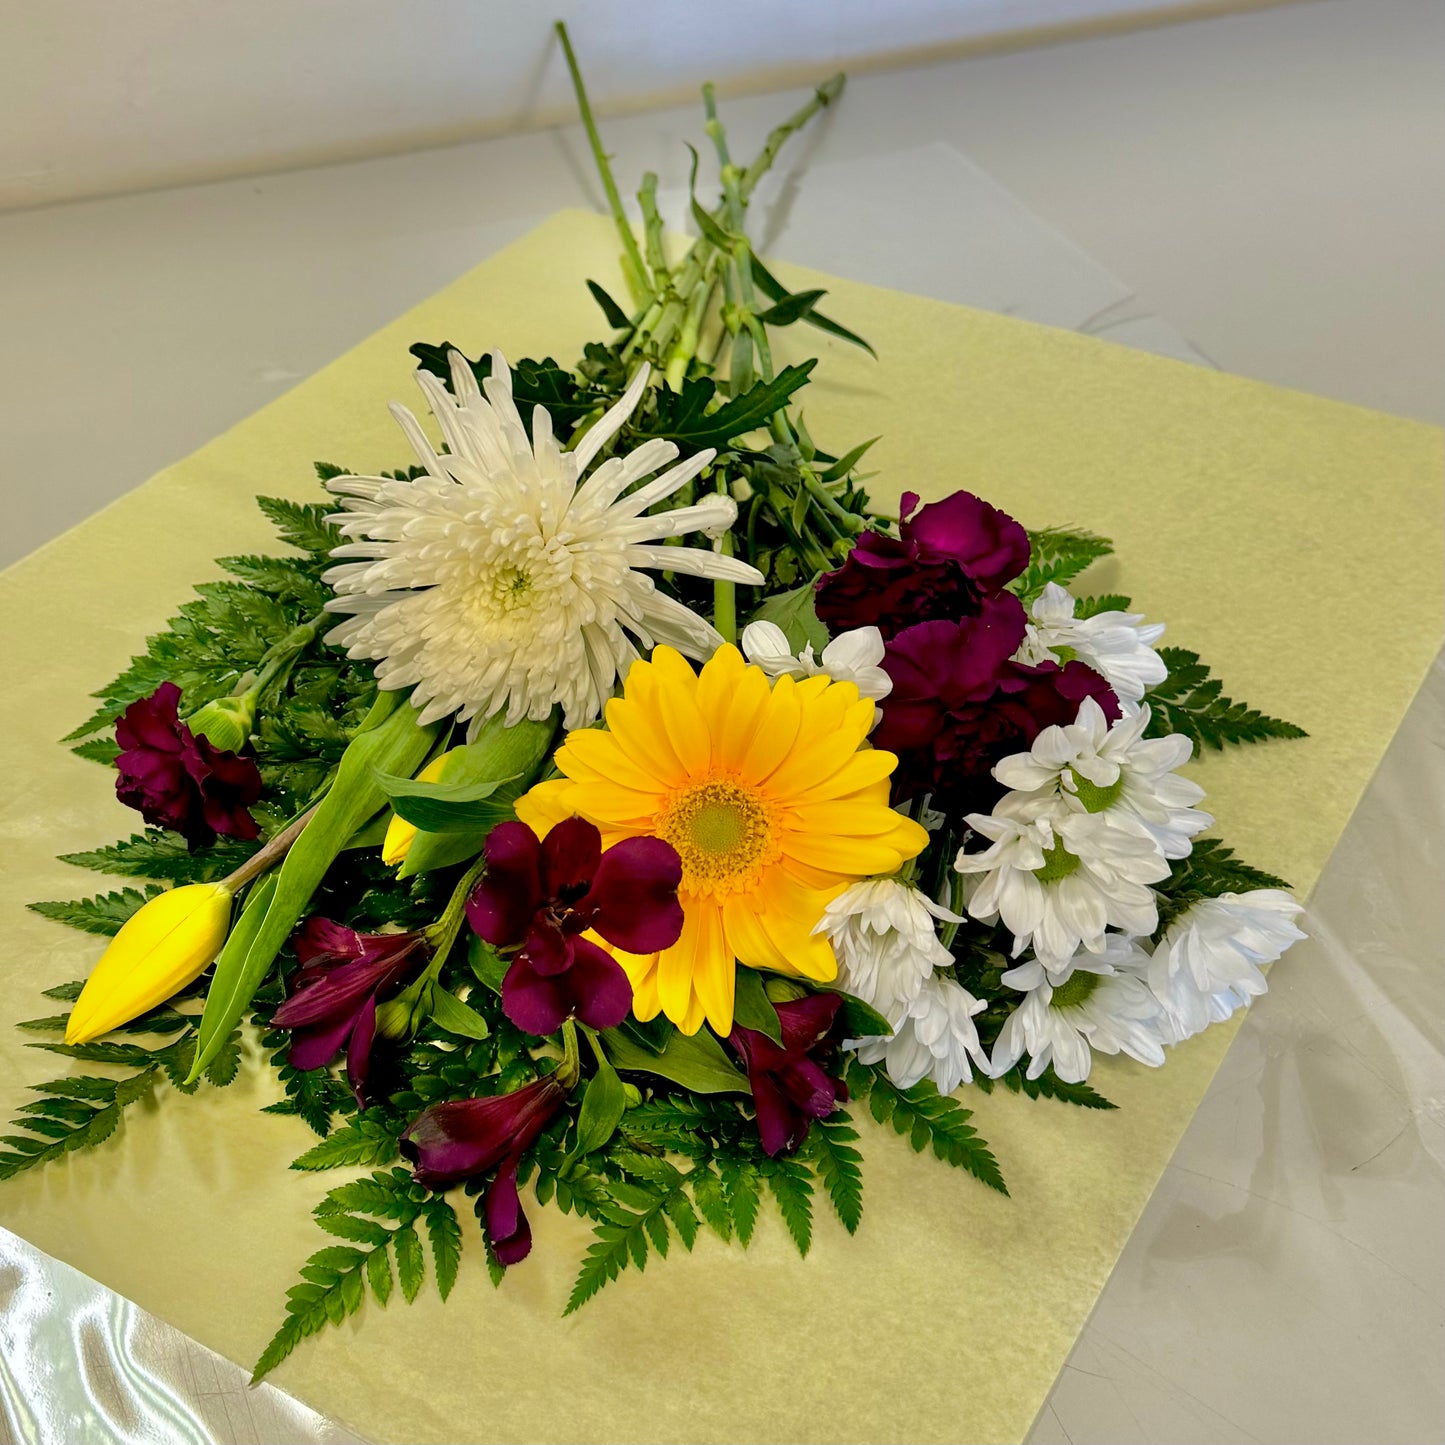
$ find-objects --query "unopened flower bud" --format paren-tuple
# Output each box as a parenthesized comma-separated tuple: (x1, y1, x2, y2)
(65, 883, 233, 1044)
(621, 1082, 642, 1108)
(763, 976, 807, 1004)
(184, 694, 256, 755)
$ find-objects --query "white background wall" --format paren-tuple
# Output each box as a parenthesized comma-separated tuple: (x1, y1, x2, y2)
(1, 0, 1291, 211)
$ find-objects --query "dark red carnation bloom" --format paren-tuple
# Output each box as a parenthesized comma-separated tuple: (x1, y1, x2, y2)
(114, 682, 262, 848)
(728, 994, 848, 1157)
(273, 918, 429, 1105)
(467, 817, 682, 1037)
(401, 1073, 569, 1264)
(875, 605, 1121, 813)
(815, 489, 1030, 640)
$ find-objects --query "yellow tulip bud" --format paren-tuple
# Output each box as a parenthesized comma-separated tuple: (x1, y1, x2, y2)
(381, 750, 453, 865)
(65, 882, 234, 1044)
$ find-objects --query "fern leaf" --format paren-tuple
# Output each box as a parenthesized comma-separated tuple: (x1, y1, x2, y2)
(761, 1156, 814, 1257)
(865, 1070, 1008, 1196)
(1010, 527, 1113, 601)
(29, 885, 164, 937)
(805, 1112, 864, 1233)
(289, 1111, 400, 1171)
(1146, 647, 1307, 750)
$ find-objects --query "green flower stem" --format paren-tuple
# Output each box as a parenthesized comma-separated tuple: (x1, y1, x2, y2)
(223, 803, 319, 892)
(554, 21, 652, 310)
(422, 854, 489, 976)
(739, 73, 845, 203)
(713, 526, 738, 645)
(665, 270, 718, 387)
(638, 171, 669, 283)
(250, 614, 325, 700)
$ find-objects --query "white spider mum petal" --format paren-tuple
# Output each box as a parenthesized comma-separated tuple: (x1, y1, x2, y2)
(323, 353, 762, 730)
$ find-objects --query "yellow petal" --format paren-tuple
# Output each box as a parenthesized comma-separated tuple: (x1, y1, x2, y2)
(66, 883, 233, 1044)
(740, 673, 803, 784)
(656, 900, 726, 1034)
(791, 748, 899, 803)
(696, 644, 746, 743)
(721, 895, 793, 973)
(715, 664, 773, 773)
(513, 777, 579, 837)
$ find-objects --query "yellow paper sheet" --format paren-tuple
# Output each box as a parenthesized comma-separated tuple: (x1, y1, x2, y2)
(1, 210, 1440, 1445)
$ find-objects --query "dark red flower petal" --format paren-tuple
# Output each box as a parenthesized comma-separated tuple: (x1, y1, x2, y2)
(520, 917, 574, 977)
(292, 916, 364, 967)
(539, 816, 602, 901)
(501, 956, 572, 1036)
(775, 993, 842, 1052)
(344, 994, 379, 1107)
(902, 489, 1030, 592)
(485, 1152, 534, 1266)
(467, 822, 545, 946)
(286, 1012, 356, 1073)
(402, 1076, 566, 1191)
(583, 836, 684, 954)
(567, 939, 634, 1031)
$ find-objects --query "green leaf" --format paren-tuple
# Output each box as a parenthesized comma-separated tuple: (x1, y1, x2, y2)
(58, 831, 257, 886)
(761, 1156, 814, 1257)
(1009, 526, 1114, 602)
(830, 990, 893, 1041)
(410, 346, 602, 431)
(586, 279, 633, 331)
(376, 771, 519, 833)
(805, 1111, 864, 1234)
(1073, 593, 1132, 619)
(865, 1069, 1008, 1195)
(600, 1025, 750, 1096)
(190, 693, 440, 1082)
(70, 737, 121, 765)
(467, 935, 509, 995)
(426, 988, 492, 1042)
(719, 1157, 761, 1245)
(290, 1111, 401, 1171)
(756, 288, 827, 327)
(0, 1065, 158, 1181)
(28, 885, 164, 937)
(818, 437, 879, 484)
(422, 1197, 463, 1301)
(749, 252, 877, 357)
(1145, 648, 1307, 752)
(746, 580, 829, 654)
(642, 362, 816, 451)
(573, 1060, 629, 1158)
(732, 968, 782, 1043)
(393, 1224, 425, 1303)
(255, 495, 343, 558)
(987, 1065, 1118, 1110)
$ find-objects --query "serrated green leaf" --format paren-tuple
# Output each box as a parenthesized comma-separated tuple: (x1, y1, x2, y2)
(745, 580, 829, 654)
(1010, 526, 1113, 602)
(1145, 647, 1307, 752)
(28, 885, 164, 937)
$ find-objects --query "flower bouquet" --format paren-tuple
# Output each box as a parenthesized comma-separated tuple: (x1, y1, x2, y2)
(3, 28, 1308, 1383)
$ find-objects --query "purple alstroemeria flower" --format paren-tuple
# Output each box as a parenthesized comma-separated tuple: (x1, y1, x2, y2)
(467, 817, 683, 1036)
(272, 918, 429, 1105)
(401, 1073, 569, 1264)
(815, 489, 1030, 640)
(114, 682, 262, 848)
(874, 602, 1121, 813)
(729, 994, 848, 1157)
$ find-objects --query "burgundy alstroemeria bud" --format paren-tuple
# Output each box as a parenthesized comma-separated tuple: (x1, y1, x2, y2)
(272, 918, 429, 1105)
(401, 1073, 570, 1264)
(467, 817, 683, 1036)
(815, 489, 1030, 640)
(114, 682, 262, 849)
(729, 994, 848, 1158)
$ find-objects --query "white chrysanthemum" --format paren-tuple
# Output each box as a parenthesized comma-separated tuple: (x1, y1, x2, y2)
(955, 805, 1167, 969)
(990, 938, 1167, 1083)
(854, 975, 991, 1093)
(323, 350, 763, 732)
(1014, 582, 1167, 704)
(816, 876, 958, 1021)
(741, 621, 892, 703)
(994, 697, 1211, 859)
(1149, 889, 1305, 1042)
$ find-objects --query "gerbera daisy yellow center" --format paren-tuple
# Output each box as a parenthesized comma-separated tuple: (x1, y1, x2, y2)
(515, 644, 930, 1036)
(659, 774, 778, 894)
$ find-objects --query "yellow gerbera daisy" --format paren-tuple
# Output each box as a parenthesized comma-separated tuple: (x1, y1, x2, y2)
(515, 643, 929, 1036)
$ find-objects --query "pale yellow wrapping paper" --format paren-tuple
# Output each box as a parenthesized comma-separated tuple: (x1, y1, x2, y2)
(1, 210, 1440, 1445)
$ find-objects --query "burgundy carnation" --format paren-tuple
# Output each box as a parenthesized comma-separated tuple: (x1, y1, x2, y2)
(875, 602, 1121, 813)
(815, 489, 1030, 640)
(728, 994, 848, 1157)
(113, 682, 262, 849)
(401, 1073, 569, 1264)
(272, 918, 429, 1106)
(467, 817, 683, 1037)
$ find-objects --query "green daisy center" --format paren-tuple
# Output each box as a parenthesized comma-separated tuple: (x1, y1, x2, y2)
(1050, 970, 1101, 1010)
(1067, 766, 1125, 814)
(1034, 841, 1082, 884)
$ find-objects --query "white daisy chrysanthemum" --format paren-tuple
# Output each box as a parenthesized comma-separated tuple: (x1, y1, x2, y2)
(990, 938, 1167, 1083)
(994, 696, 1212, 859)
(816, 876, 959, 1022)
(322, 350, 763, 732)
(955, 805, 1167, 969)
(1014, 582, 1167, 705)
(854, 974, 991, 1094)
(740, 621, 892, 704)
(1149, 889, 1305, 1042)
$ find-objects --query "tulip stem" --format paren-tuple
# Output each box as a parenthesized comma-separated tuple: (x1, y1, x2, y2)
(224, 805, 319, 893)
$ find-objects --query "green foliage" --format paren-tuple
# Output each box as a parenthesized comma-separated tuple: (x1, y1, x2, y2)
(410, 345, 609, 434)
(290, 1110, 401, 1171)
(1154, 838, 1290, 936)
(1010, 527, 1114, 603)
(1146, 648, 1307, 751)
(58, 831, 256, 886)
(254, 493, 344, 558)
(977, 1065, 1118, 1110)
(643, 364, 816, 450)
(803, 1111, 864, 1233)
(253, 1168, 461, 1381)
(848, 1062, 1007, 1195)
(746, 580, 829, 654)
(748, 253, 877, 356)
(1073, 593, 1132, 618)
(29, 885, 163, 937)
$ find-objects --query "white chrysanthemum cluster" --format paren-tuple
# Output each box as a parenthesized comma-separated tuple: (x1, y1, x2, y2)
(1014, 582, 1166, 705)
(815, 877, 989, 1095)
(323, 350, 763, 732)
